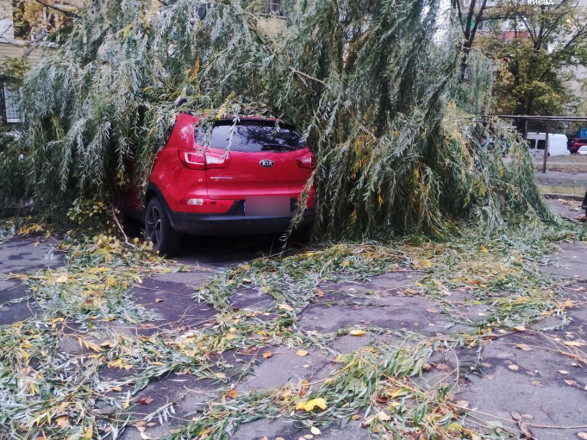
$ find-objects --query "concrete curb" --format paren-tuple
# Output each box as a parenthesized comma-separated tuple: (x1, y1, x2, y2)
(543, 193, 584, 201)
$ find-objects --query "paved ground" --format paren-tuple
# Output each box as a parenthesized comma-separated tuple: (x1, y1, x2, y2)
(0, 203, 585, 440)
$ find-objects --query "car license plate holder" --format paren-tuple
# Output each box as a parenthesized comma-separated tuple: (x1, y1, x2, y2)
(245, 196, 290, 216)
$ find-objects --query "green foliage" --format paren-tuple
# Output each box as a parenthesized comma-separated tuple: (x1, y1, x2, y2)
(6, 0, 554, 238)
(477, 1, 587, 116)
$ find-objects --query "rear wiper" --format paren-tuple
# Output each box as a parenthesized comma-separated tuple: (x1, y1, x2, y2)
(261, 144, 296, 151)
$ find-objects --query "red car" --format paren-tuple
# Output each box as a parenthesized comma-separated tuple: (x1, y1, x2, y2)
(568, 138, 587, 154)
(126, 113, 315, 255)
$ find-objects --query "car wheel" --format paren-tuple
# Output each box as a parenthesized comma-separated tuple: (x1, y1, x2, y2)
(145, 196, 180, 256)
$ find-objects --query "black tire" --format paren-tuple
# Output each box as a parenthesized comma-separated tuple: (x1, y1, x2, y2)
(144, 196, 180, 256)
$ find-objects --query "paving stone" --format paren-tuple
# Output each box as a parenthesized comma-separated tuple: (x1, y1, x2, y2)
(151, 270, 212, 288)
(540, 242, 587, 281)
(229, 286, 277, 311)
(131, 279, 217, 333)
(299, 296, 455, 336)
(456, 332, 586, 440)
(0, 238, 62, 274)
(238, 347, 332, 392)
(117, 374, 217, 440)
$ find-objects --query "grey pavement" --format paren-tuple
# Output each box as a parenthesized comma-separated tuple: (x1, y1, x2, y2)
(0, 219, 586, 440)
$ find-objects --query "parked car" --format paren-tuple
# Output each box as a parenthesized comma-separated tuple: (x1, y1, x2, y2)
(124, 113, 316, 255)
(525, 132, 569, 157)
(577, 146, 587, 155)
(569, 138, 587, 154)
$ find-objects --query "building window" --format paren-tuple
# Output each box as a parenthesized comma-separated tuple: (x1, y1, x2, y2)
(265, 0, 284, 17)
(2, 85, 21, 124)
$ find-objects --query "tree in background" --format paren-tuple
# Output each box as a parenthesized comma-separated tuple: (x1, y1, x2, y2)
(454, 0, 587, 118)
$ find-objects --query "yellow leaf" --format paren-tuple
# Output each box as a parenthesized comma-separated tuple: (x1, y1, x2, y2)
(263, 351, 273, 359)
(377, 411, 391, 422)
(349, 329, 365, 337)
(564, 340, 584, 347)
(226, 389, 238, 399)
(278, 303, 294, 312)
(341, 260, 351, 267)
(55, 416, 70, 428)
(295, 398, 327, 412)
(447, 422, 462, 432)
(296, 349, 309, 357)
(225, 333, 238, 340)
(214, 372, 227, 380)
(480, 246, 489, 253)
(83, 426, 93, 439)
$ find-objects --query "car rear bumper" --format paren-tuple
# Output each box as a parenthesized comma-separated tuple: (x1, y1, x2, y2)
(167, 209, 315, 235)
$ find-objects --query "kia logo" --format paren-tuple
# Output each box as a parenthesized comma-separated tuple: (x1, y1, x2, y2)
(259, 159, 274, 168)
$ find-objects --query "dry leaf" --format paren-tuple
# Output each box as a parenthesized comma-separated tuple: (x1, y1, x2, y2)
(296, 349, 309, 357)
(508, 364, 520, 371)
(349, 329, 366, 337)
(310, 426, 321, 435)
(135, 397, 154, 405)
(558, 370, 570, 375)
(564, 341, 585, 347)
(435, 363, 451, 371)
(55, 416, 70, 428)
(278, 303, 294, 312)
(516, 344, 533, 352)
(214, 372, 227, 380)
(226, 389, 238, 399)
(295, 398, 327, 412)
(155, 298, 163, 303)
(111, 386, 122, 392)
(577, 432, 587, 439)
(564, 379, 578, 387)
(263, 351, 273, 359)
(377, 411, 391, 422)
(513, 326, 526, 332)
(242, 278, 252, 284)
(351, 414, 361, 420)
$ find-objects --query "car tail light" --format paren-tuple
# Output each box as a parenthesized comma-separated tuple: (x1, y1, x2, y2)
(178, 149, 231, 170)
(297, 153, 315, 169)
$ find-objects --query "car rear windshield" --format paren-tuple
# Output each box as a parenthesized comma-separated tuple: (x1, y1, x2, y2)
(195, 121, 305, 152)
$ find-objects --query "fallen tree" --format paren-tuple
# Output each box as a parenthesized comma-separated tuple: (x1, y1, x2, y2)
(2, 0, 553, 238)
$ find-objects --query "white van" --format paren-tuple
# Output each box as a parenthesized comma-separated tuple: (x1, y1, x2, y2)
(525, 132, 569, 156)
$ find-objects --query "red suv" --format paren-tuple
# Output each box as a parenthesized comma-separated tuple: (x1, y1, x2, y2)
(569, 138, 587, 154)
(126, 113, 315, 255)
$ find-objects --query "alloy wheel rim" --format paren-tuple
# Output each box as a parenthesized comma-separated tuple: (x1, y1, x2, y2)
(146, 204, 162, 247)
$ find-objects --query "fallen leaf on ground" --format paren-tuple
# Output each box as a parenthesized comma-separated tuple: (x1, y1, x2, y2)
(435, 363, 451, 371)
(508, 364, 520, 371)
(55, 416, 70, 428)
(558, 370, 570, 375)
(349, 329, 365, 337)
(310, 426, 321, 435)
(263, 351, 273, 359)
(513, 326, 526, 332)
(155, 298, 163, 303)
(226, 389, 238, 399)
(577, 432, 587, 439)
(516, 344, 533, 352)
(296, 349, 309, 357)
(565, 379, 578, 387)
(351, 414, 361, 420)
(278, 303, 294, 312)
(296, 398, 327, 412)
(135, 397, 154, 405)
(377, 411, 391, 422)
(564, 341, 585, 347)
